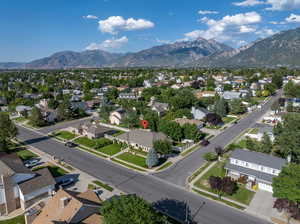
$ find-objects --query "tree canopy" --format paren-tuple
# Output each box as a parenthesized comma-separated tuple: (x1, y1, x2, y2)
(100, 194, 166, 224)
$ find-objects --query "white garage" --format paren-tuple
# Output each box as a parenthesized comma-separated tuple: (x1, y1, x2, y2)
(258, 182, 273, 193)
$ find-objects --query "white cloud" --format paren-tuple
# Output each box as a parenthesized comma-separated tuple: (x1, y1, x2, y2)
(83, 15, 98, 19)
(266, 0, 300, 10)
(86, 36, 128, 50)
(198, 10, 219, 15)
(239, 25, 256, 33)
(255, 28, 277, 38)
(185, 12, 261, 42)
(285, 13, 300, 23)
(98, 16, 154, 34)
(233, 0, 265, 6)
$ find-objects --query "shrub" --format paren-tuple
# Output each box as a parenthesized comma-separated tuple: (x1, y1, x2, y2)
(203, 152, 218, 161)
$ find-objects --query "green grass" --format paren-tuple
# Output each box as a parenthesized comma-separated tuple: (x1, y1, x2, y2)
(15, 149, 38, 160)
(0, 215, 25, 224)
(14, 117, 27, 123)
(235, 139, 247, 149)
(77, 146, 108, 158)
(156, 161, 173, 171)
(206, 125, 222, 130)
(54, 131, 76, 140)
(92, 180, 114, 192)
(96, 144, 122, 156)
(129, 148, 148, 156)
(223, 117, 236, 124)
(74, 137, 97, 148)
(188, 162, 212, 183)
(193, 189, 245, 210)
(194, 162, 254, 205)
(116, 152, 147, 168)
(249, 128, 259, 134)
(111, 158, 146, 172)
(33, 165, 68, 177)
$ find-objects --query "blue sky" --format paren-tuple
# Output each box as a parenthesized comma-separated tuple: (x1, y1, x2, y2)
(1, 0, 300, 62)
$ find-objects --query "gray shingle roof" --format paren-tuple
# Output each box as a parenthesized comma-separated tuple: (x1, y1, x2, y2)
(225, 163, 275, 183)
(19, 168, 55, 195)
(116, 129, 169, 148)
(0, 153, 33, 176)
(230, 149, 286, 170)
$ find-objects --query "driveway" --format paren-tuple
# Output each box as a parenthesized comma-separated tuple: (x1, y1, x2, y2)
(247, 190, 276, 221)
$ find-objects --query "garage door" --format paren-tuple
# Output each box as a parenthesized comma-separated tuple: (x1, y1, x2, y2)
(258, 182, 273, 193)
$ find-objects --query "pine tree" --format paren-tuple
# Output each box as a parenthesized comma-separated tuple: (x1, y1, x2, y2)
(214, 97, 228, 117)
(146, 148, 159, 168)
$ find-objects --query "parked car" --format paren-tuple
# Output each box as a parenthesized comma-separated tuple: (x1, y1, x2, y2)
(24, 158, 40, 168)
(200, 140, 210, 146)
(56, 178, 74, 188)
(65, 142, 77, 148)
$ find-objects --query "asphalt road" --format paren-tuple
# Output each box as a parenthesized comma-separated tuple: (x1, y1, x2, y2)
(16, 92, 281, 223)
(17, 125, 270, 224)
(154, 91, 282, 186)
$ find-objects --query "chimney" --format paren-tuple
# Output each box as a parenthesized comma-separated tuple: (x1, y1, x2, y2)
(60, 197, 70, 208)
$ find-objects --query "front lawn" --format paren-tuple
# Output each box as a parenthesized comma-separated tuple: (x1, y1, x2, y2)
(235, 139, 247, 149)
(223, 116, 236, 124)
(249, 128, 259, 134)
(33, 165, 68, 177)
(74, 137, 97, 148)
(96, 144, 122, 156)
(54, 131, 76, 140)
(0, 215, 25, 224)
(116, 152, 147, 168)
(194, 162, 255, 205)
(13, 149, 38, 160)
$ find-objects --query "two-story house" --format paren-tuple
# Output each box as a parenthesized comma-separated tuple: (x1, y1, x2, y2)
(225, 149, 286, 192)
(0, 153, 55, 216)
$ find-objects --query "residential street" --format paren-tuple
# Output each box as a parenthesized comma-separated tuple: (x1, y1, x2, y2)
(154, 91, 282, 186)
(17, 125, 270, 224)
(15, 92, 281, 224)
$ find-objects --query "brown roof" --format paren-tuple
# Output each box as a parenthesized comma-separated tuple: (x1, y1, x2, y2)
(81, 213, 104, 224)
(19, 168, 56, 195)
(33, 189, 101, 224)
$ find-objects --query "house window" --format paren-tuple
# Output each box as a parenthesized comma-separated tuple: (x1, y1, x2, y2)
(245, 162, 249, 167)
(260, 166, 264, 171)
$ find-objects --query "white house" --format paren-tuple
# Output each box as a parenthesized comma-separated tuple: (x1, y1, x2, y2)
(0, 154, 55, 216)
(225, 149, 286, 192)
(109, 108, 126, 125)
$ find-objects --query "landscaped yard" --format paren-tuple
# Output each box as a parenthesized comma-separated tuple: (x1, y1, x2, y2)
(96, 144, 122, 156)
(235, 139, 247, 149)
(0, 215, 25, 224)
(116, 152, 147, 168)
(74, 137, 97, 148)
(223, 116, 236, 124)
(249, 128, 259, 134)
(33, 165, 68, 177)
(13, 117, 27, 123)
(16, 149, 38, 160)
(53, 131, 76, 140)
(194, 162, 255, 205)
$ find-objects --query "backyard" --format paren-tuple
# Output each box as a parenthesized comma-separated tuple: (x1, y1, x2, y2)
(194, 162, 255, 205)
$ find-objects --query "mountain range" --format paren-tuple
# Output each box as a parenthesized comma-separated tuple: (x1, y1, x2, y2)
(2, 27, 300, 69)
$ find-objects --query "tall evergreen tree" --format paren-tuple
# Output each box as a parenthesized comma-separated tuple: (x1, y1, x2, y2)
(214, 97, 228, 117)
(146, 148, 159, 168)
(0, 113, 18, 150)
